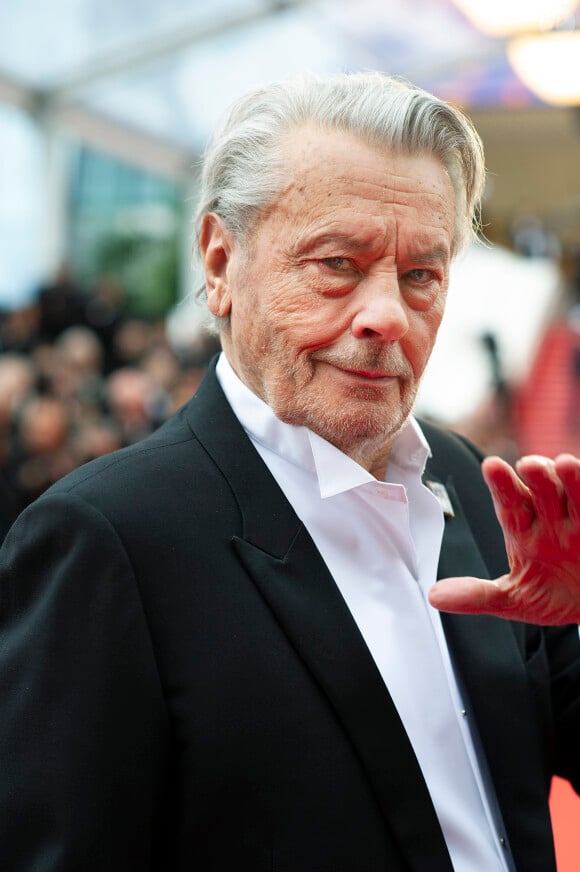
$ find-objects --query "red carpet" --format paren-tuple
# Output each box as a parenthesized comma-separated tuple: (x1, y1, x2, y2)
(550, 776, 579, 870)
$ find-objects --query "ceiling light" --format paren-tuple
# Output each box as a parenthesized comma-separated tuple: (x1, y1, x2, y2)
(452, 0, 577, 37)
(507, 30, 580, 105)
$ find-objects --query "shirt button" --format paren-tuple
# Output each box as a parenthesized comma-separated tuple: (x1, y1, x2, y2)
(460, 709, 467, 718)
(499, 836, 507, 848)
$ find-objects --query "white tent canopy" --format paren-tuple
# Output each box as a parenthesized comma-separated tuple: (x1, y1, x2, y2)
(0, 0, 511, 170)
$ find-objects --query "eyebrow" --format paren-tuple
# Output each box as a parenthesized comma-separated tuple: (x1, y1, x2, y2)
(292, 231, 381, 255)
(294, 232, 450, 264)
(406, 246, 450, 264)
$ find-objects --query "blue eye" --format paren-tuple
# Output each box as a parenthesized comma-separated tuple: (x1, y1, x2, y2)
(322, 257, 348, 271)
(406, 269, 433, 282)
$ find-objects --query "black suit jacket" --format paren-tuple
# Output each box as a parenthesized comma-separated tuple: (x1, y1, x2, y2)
(1, 362, 579, 870)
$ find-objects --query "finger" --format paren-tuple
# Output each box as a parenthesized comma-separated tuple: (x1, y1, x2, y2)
(555, 453, 580, 524)
(430, 575, 580, 625)
(428, 576, 509, 616)
(481, 456, 535, 535)
(515, 455, 567, 524)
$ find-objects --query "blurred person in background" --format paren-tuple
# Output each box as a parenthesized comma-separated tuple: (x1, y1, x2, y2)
(2, 393, 76, 524)
(140, 344, 181, 423)
(1, 71, 580, 872)
(0, 353, 37, 537)
(112, 318, 158, 368)
(54, 326, 107, 422)
(105, 366, 160, 446)
(70, 417, 123, 467)
(0, 353, 36, 435)
(83, 274, 127, 373)
(36, 261, 86, 342)
(0, 301, 42, 354)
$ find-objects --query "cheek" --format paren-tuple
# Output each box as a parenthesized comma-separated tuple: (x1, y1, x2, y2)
(404, 308, 445, 376)
(265, 285, 346, 347)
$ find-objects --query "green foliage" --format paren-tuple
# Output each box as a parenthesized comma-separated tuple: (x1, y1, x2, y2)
(67, 144, 187, 320)
(95, 231, 179, 319)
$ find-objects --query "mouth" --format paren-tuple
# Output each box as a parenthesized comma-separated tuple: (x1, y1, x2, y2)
(312, 355, 409, 387)
(339, 367, 396, 380)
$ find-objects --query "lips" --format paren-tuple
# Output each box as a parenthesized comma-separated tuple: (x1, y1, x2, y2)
(312, 351, 411, 382)
(340, 367, 395, 379)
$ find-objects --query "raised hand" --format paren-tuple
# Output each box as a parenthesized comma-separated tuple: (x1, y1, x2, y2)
(428, 453, 580, 625)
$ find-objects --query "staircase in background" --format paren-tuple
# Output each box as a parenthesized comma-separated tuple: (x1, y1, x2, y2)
(514, 321, 580, 458)
(513, 319, 580, 869)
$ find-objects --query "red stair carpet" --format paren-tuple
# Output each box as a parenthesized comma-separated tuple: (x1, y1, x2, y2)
(550, 776, 579, 870)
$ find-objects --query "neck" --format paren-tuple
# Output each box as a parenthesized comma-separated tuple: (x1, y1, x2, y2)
(333, 434, 393, 481)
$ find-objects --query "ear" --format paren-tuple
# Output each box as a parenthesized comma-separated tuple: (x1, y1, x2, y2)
(199, 213, 234, 319)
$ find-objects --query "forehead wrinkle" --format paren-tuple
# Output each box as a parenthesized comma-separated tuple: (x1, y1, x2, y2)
(281, 143, 453, 210)
(275, 130, 455, 258)
(281, 125, 455, 201)
(307, 174, 454, 233)
(307, 172, 407, 210)
(332, 166, 450, 201)
(391, 192, 454, 236)
(290, 225, 385, 256)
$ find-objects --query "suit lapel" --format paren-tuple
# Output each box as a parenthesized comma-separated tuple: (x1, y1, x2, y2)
(186, 365, 453, 871)
(233, 531, 453, 871)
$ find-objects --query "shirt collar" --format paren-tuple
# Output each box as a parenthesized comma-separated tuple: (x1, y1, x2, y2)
(216, 352, 431, 498)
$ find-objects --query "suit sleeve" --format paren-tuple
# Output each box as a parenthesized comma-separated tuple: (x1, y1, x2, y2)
(0, 492, 172, 871)
(543, 622, 580, 792)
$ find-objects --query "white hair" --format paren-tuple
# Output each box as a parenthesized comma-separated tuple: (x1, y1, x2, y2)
(193, 71, 486, 312)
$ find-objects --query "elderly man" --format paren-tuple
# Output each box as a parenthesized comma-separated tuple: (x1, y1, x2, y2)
(1, 72, 580, 871)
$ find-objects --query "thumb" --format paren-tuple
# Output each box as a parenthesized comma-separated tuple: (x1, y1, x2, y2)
(428, 576, 506, 615)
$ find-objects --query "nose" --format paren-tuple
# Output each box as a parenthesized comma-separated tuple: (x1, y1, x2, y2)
(350, 275, 409, 342)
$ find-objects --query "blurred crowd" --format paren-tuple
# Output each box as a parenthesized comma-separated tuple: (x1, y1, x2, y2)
(0, 266, 220, 541)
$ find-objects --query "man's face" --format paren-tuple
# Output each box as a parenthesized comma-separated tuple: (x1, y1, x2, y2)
(203, 125, 456, 474)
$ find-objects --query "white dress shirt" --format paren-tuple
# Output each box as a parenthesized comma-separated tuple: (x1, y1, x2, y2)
(216, 353, 513, 871)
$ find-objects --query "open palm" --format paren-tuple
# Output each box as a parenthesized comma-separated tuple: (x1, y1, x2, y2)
(429, 453, 580, 625)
